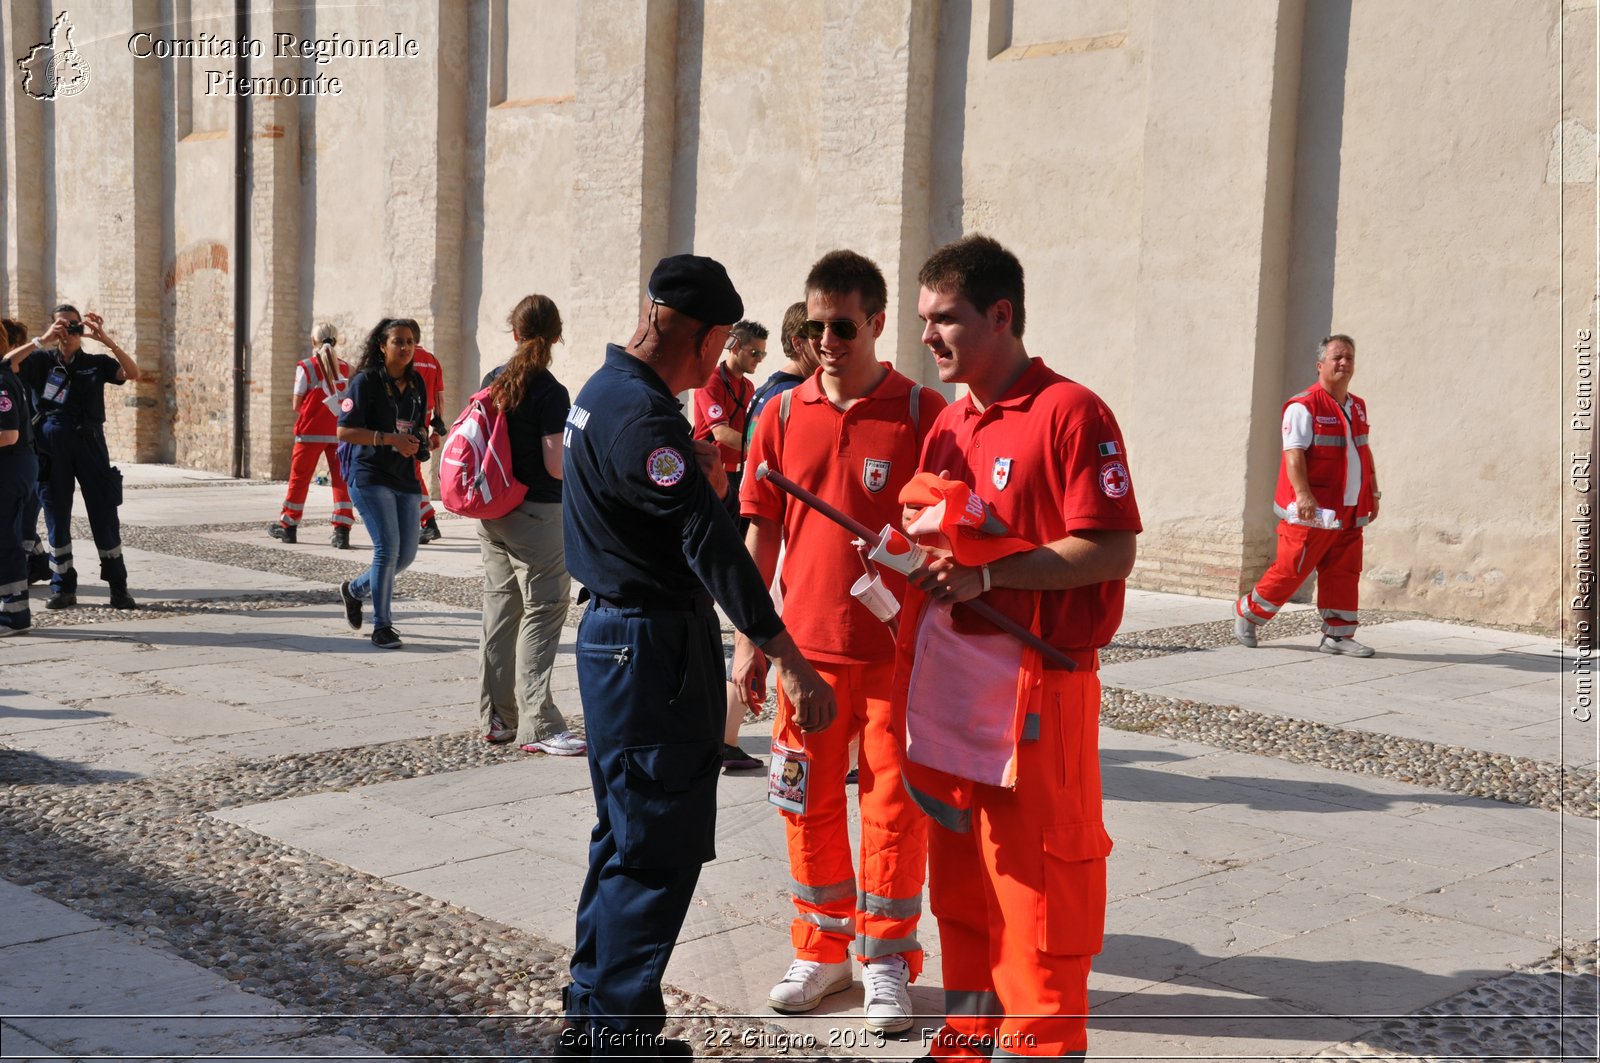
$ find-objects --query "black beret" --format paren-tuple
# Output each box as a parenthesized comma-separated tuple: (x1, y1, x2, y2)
(647, 254, 744, 326)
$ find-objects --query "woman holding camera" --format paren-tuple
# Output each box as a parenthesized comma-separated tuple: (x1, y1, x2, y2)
(336, 318, 428, 649)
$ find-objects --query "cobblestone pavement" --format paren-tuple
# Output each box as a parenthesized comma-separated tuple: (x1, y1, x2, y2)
(0, 473, 1592, 1061)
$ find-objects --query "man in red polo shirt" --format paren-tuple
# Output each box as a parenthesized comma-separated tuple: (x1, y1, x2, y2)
(692, 320, 764, 525)
(901, 234, 1140, 1061)
(737, 250, 945, 1032)
(409, 337, 448, 542)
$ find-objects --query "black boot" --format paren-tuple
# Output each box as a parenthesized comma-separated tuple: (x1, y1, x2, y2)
(109, 583, 137, 610)
(45, 591, 77, 610)
(330, 526, 350, 550)
(268, 522, 297, 544)
(27, 550, 50, 585)
(418, 517, 442, 544)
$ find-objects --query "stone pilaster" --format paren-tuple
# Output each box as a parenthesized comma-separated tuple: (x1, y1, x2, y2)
(246, 0, 306, 479)
(1128, 0, 1304, 597)
(816, 0, 940, 378)
(566, 0, 678, 378)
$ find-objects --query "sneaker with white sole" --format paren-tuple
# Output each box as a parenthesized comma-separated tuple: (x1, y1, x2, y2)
(862, 954, 913, 1034)
(1233, 612, 1258, 648)
(1319, 635, 1375, 658)
(483, 715, 516, 743)
(523, 732, 587, 756)
(766, 958, 853, 1014)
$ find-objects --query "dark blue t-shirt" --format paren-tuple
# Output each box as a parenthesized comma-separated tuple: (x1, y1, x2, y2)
(0, 364, 32, 456)
(17, 348, 124, 428)
(562, 344, 783, 644)
(338, 367, 428, 494)
(745, 369, 806, 447)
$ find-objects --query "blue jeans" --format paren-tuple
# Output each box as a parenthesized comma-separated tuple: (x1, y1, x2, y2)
(347, 482, 420, 629)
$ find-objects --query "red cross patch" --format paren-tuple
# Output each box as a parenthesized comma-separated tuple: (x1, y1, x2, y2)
(1099, 460, 1130, 498)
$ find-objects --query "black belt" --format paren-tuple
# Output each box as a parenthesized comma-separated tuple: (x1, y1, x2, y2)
(581, 588, 714, 614)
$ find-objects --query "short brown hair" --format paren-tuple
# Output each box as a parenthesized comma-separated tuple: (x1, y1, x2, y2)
(805, 250, 887, 318)
(918, 234, 1026, 338)
(779, 301, 807, 358)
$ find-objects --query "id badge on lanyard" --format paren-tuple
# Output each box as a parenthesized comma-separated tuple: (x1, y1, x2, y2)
(42, 365, 70, 405)
(767, 740, 810, 815)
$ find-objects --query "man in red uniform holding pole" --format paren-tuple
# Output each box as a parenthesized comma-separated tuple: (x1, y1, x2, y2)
(1234, 334, 1379, 656)
(899, 234, 1140, 1061)
(737, 250, 945, 1032)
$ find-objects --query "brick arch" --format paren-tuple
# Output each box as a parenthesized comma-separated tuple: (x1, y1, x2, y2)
(163, 241, 229, 292)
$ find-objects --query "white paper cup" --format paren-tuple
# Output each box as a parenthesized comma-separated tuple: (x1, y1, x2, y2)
(850, 571, 900, 622)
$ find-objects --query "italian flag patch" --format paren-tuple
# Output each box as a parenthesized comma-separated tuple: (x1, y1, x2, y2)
(1098, 441, 1120, 457)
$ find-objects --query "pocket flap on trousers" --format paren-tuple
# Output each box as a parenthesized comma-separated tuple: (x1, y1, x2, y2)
(1042, 821, 1114, 861)
(623, 742, 720, 792)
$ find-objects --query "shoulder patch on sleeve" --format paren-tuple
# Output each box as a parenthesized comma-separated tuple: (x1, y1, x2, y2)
(340, 397, 354, 412)
(0, 392, 12, 413)
(1099, 460, 1131, 498)
(647, 446, 687, 487)
(707, 403, 723, 420)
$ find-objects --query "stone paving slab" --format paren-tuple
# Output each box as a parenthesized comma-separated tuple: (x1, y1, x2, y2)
(0, 879, 395, 1061)
(1100, 620, 1569, 764)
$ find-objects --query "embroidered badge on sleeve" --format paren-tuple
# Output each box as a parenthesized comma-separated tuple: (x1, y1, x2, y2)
(340, 397, 354, 412)
(1099, 460, 1131, 498)
(647, 446, 687, 487)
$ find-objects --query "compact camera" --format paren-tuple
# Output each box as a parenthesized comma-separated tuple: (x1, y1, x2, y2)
(65, 322, 85, 336)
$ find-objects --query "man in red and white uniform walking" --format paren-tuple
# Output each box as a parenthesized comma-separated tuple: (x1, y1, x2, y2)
(1234, 334, 1380, 656)
(270, 337, 355, 547)
(900, 234, 1140, 1061)
(737, 250, 945, 1033)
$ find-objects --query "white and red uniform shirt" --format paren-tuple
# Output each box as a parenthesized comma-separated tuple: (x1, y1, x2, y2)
(291, 355, 352, 443)
(741, 366, 945, 664)
(1275, 382, 1375, 524)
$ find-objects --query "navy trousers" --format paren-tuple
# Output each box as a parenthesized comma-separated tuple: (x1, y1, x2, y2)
(0, 450, 38, 630)
(567, 597, 723, 1057)
(38, 419, 126, 594)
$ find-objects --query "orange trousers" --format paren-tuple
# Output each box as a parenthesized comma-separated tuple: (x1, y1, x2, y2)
(926, 669, 1109, 1060)
(280, 441, 353, 528)
(775, 659, 928, 975)
(1237, 519, 1364, 636)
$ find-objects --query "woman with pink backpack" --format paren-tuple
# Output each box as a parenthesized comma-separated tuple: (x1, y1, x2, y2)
(474, 295, 584, 756)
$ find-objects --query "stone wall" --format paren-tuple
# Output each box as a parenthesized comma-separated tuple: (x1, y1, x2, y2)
(2, 0, 1593, 629)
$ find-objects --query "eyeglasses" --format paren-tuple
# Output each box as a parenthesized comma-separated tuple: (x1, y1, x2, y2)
(802, 314, 876, 342)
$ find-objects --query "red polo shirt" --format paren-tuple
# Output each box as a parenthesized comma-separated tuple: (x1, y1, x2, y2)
(742, 366, 946, 664)
(692, 364, 754, 471)
(918, 357, 1141, 652)
(412, 346, 445, 420)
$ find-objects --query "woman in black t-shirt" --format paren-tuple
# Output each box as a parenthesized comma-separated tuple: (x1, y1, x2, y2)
(476, 295, 584, 755)
(336, 318, 428, 649)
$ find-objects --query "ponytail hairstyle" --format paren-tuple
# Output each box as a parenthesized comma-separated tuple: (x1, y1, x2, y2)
(490, 294, 563, 412)
(310, 322, 340, 381)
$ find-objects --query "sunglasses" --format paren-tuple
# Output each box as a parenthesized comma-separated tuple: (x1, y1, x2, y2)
(801, 314, 875, 342)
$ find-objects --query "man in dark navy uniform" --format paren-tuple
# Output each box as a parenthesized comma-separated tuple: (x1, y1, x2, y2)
(0, 354, 38, 634)
(3, 305, 142, 610)
(561, 254, 837, 1060)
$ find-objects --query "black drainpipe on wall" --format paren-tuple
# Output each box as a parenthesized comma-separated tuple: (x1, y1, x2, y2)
(231, 0, 251, 479)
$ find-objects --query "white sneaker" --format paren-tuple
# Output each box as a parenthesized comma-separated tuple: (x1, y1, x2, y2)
(862, 954, 913, 1033)
(523, 732, 587, 756)
(1319, 635, 1375, 658)
(1233, 613, 1258, 648)
(765, 958, 853, 1013)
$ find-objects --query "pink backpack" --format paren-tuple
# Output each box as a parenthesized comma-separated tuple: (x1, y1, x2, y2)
(439, 386, 527, 519)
